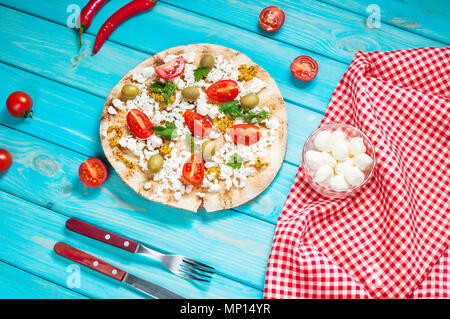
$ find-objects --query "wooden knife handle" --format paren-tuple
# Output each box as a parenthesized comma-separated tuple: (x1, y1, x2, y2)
(54, 242, 126, 281)
(66, 218, 138, 253)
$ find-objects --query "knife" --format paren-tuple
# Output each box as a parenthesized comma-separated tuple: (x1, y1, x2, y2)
(54, 242, 186, 299)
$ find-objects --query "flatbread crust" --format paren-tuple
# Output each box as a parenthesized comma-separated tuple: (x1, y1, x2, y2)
(100, 44, 288, 212)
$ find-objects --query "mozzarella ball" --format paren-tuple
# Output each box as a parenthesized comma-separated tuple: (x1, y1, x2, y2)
(321, 152, 337, 168)
(342, 166, 365, 187)
(314, 165, 334, 185)
(313, 130, 333, 152)
(330, 130, 346, 145)
(353, 153, 373, 171)
(331, 139, 349, 161)
(305, 150, 326, 171)
(349, 137, 366, 156)
(329, 175, 350, 190)
(335, 158, 354, 175)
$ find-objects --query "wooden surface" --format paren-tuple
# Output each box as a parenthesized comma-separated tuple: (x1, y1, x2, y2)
(0, 0, 447, 299)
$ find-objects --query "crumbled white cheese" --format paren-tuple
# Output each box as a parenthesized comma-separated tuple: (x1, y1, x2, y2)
(196, 192, 205, 198)
(108, 106, 117, 115)
(265, 117, 279, 130)
(144, 182, 152, 190)
(112, 99, 125, 110)
(182, 52, 196, 63)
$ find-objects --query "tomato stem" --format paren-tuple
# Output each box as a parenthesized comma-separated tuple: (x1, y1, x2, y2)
(21, 109, 33, 119)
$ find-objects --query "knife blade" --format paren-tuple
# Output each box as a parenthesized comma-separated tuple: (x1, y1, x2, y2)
(123, 273, 186, 299)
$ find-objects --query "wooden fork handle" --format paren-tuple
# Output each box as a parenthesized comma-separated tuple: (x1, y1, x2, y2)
(66, 218, 138, 253)
(54, 242, 126, 281)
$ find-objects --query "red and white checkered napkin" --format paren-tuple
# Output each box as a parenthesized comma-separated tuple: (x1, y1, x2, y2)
(264, 47, 450, 299)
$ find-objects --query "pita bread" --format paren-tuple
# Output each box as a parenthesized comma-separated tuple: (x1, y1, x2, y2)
(100, 44, 288, 212)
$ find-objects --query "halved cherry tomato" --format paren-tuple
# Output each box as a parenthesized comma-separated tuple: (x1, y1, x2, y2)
(229, 124, 261, 146)
(183, 110, 212, 138)
(206, 80, 239, 102)
(290, 56, 318, 81)
(78, 158, 108, 187)
(259, 6, 285, 32)
(0, 149, 12, 173)
(127, 109, 154, 139)
(6, 91, 33, 118)
(182, 153, 204, 185)
(155, 56, 185, 80)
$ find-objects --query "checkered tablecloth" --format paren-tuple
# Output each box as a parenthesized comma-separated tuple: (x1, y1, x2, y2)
(264, 47, 450, 299)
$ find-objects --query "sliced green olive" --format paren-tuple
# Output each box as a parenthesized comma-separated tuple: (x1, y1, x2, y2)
(148, 154, 164, 173)
(181, 86, 200, 101)
(240, 93, 259, 109)
(121, 84, 140, 100)
(202, 140, 216, 161)
(200, 54, 215, 68)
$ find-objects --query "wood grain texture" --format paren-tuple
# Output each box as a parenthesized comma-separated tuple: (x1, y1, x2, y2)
(0, 189, 261, 298)
(0, 124, 274, 291)
(320, 0, 450, 44)
(0, 261, 87, 299)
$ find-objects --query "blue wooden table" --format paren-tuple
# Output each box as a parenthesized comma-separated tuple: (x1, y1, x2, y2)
(0, 0, 448, 299)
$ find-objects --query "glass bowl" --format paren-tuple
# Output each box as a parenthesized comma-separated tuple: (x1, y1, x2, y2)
(302, 123, 376, 199)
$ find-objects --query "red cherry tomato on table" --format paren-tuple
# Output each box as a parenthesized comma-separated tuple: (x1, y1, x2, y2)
(155, 56, 185, 80)
(127, 109, 154, 139)
(206, 80, 239, 102)
(229, 124, 261, 146)
(78, 158, 108, 187)
(6, 91, 33, 118)
(259, 6, 285, 32)
(183, 110, 213, 138)
(182, 153, 204, 185)
(290, 56, 318, 81)
(0, 149, 12, 173)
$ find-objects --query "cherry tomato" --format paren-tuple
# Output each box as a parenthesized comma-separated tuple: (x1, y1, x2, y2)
(182, 153, 204, 185)
(183, 110, 212, 138)
(229, 124, 261, 146)
(155, 56, 185, 80)
(78, 158, 108, 187)
(127, 109, 154, 139)
(290, 56, 318, 81)
(6, 91, 33, 118)
(206, 80, 239, 102)
(259, 6, 285, 32)
(0, 149, 12, 173)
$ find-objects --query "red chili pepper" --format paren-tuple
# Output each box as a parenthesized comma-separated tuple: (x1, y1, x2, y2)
(93, 0, 158, 55)
(78, 0, 109, 48)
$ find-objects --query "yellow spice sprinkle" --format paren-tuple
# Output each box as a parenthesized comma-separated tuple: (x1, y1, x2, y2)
(206, 166, 221, 179)
(159, 144, 172, 157)
(148, 91, 176, 109)
(213, 115, 235, 133)
(107, 126, 123, 148)
(238, 64, 258, 82)
(254, 158, 268, 170)
(116, 150, 135, 169)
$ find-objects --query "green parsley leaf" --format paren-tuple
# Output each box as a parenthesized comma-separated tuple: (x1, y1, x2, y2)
(227, 153, 243, 169)
(241, 109, 270, 124)
(219, 100, 270, 124)
(149, 81, 177, 106)
(193, 66, 210, 81)
(219, 100, 241, 117)
(152, 121, 177, 140)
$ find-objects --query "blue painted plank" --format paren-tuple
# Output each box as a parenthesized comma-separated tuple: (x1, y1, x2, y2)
(0, 261, 87, 299)
(0, 189, 262, 298)
(0, 124, 274, 291)
(320, 0, 450, 44)
(0, 2, 346, 114)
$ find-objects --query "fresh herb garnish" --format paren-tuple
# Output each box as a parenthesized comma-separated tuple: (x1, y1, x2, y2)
(227, 153, 243, 169)
(185, 132, 196, 153)
(151, 121, 177, 140)
(219, 100, 270, 124)
(193, 66, 210, 81)
(149, 81, 177, 106)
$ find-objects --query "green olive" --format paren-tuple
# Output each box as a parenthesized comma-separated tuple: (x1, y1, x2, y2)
(148, 154, 164, 173)
(200, 54, 215, 68)
(240, 93, 259, 109)
(121, 84, 140, 100)
(202, 140, 216, 161)
(181, 86, 200, 101)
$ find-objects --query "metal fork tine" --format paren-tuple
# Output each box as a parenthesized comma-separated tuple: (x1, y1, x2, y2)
(176, 270, 211, 282)
(181, 261, 214, 274)
(182, 258, 215, 271)
(179, 265, 213, 279)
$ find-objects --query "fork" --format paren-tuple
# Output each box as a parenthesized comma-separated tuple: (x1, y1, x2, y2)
(65, 218, 214, 282)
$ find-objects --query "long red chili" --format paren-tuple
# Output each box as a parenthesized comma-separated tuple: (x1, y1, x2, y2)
(93, 0, 158, 55)
(78, 0, 109, 47)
